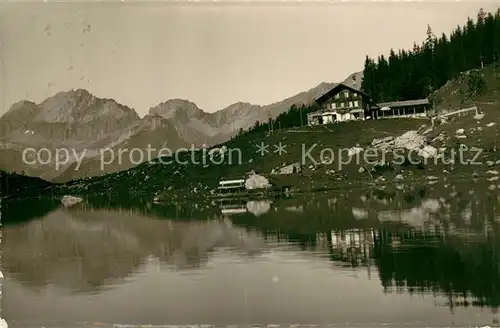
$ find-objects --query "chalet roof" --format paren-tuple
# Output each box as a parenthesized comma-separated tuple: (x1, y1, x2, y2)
(374, 98, 429, 108)
(315, 83, 371, 104)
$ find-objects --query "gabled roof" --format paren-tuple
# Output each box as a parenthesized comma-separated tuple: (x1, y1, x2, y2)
(315, 83, 371, 104)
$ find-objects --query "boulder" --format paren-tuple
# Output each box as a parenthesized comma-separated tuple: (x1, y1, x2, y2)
(61, 195, 83, 207)
(347, 146, 364, 157)
(418, 145, 438, 159)
(245, 174, 271, 190)
(272, 162, 302, 175)
(393, 131, 425, 151)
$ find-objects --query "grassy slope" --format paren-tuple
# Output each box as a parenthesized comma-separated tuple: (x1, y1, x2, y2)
(433, 61, 500, 111)
(52, 118, 442, 198)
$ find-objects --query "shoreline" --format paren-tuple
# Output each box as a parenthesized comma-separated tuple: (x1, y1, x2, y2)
(3, 168, 498, 202)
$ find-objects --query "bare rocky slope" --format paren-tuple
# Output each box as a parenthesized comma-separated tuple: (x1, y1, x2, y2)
(0, 72, 362, 182)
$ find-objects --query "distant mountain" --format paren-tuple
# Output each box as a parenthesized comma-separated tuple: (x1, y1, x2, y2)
(0, 90, 188, 181)
(0, 89, 140, 138)
(0, 71, 362, 182)
(148, 99, 220, 146)
(52, 114, 189, 183)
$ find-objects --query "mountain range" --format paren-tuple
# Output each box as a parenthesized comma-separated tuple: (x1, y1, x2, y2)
(0, 71, 362, 182)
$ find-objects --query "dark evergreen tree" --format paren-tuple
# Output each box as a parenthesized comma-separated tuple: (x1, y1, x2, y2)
(467, 70, 488, 99)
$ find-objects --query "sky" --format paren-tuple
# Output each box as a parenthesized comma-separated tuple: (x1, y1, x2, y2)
(0, 1, 498, 117)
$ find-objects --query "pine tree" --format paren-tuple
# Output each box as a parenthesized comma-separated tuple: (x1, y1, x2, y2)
(425, 24, 437, 50)
(494, 9, 500, 62)
(477, 8, 487, 67)
(467, 70, 487, 99)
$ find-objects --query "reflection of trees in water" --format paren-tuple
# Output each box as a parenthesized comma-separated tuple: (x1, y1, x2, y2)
(2, 207, 268, 294)
(345, 182, 500, 310)
(268, 225, 500, 311)
(373, 230, 500, 311)
(2, 198, 60, 225)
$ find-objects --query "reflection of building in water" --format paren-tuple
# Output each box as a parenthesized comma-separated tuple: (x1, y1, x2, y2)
(329, 229, 375, 268)
(221, 205, 247, 215)
(216, 198, 248, 215)
(216, 198, 272, 216)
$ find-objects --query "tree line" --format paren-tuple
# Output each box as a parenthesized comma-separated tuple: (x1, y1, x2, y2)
(362, 7, 500, 103)
(232, 103, 320, 138)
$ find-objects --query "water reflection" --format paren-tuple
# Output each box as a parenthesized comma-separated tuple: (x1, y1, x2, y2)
(3, 179, 500, 326)
(373, 230, 500, 310)
(3, 207, 267, 294)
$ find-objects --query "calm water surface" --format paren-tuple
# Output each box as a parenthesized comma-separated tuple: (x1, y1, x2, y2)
(3, 180, 500, 327)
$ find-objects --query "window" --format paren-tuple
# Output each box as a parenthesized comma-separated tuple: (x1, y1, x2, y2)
(354, 100, 359, 107)
(332, 103, 336, 109)
(340, 102, 345, 108)
(344, 91, 349, 98)
(335, 93, 340, 99)
(348, 101, 353, 107)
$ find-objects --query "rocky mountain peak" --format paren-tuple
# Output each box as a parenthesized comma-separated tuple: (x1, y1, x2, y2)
(208, 101, 261, 127)
(149, 99, 205, 120)
(1, 100, 39, 121)
(220, 101, 258, 112)
(6, 100, 38, 113)
(33, 89, 139, 124)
